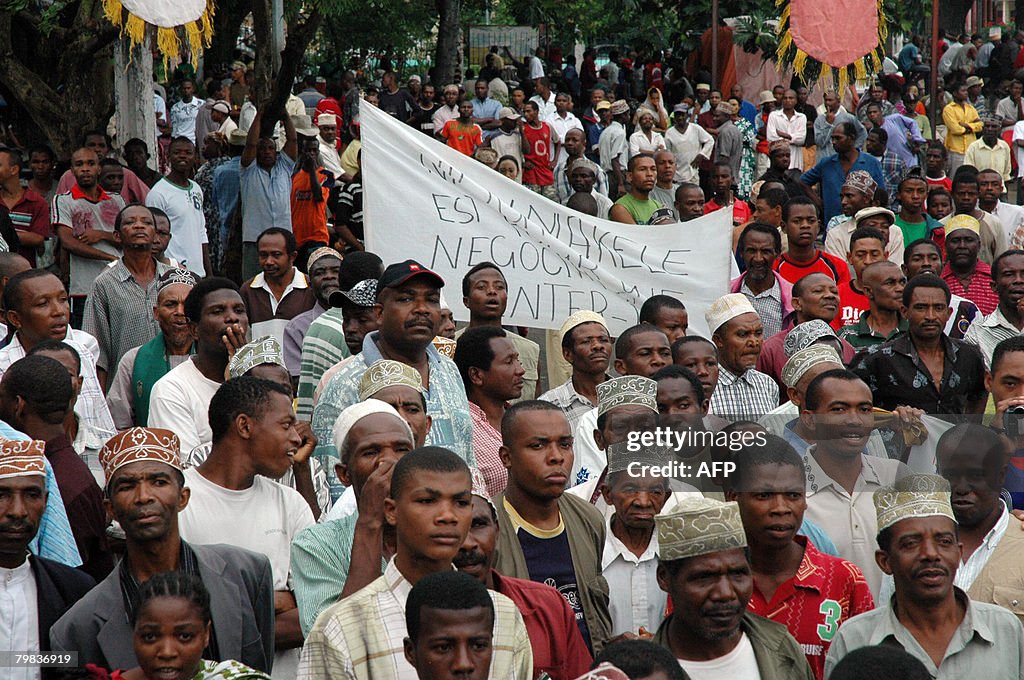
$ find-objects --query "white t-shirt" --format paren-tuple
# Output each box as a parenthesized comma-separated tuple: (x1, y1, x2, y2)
(170, 98, 204, 143)
(146, 177, 208, 276)
(148, 358, 220, 453)
(178, 467, 315, 680)
(678, 633, 761, 680)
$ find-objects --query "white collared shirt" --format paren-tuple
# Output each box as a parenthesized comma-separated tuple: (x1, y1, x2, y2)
(0, 560, 39, 680)
(803, 445, 909, 599)
(601, 516, 665, 636)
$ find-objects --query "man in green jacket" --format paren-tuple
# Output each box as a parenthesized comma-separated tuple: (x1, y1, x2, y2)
(493, 399, 612, 654)
(653, 496, 815, 680)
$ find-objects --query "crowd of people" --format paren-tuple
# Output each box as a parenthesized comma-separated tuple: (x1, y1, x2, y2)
(5, 32, 1024, 680)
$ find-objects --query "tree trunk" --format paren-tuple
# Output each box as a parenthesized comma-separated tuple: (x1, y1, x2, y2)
(259, 8, 324, 137)
(434, 0, 461, 88)
(205, 2, 253, 71)
(0, 8, 117, 159)
(250, 0, 276, 105)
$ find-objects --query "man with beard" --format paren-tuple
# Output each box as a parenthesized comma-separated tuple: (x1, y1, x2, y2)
(964, 249, 1024, 366)
(825, 474, 1024, 677)
(728, 434, 873, 679)
(851, 275, 987, 421)
(539, 311, 612, 433)
(456, 476, 593, 679)
(801, 123, 885, 225)
(291, 400, 416, 633)
(798, 369, 910, 598)
(149, 277, 250, 453)
(494, 400, 612, 654)
(569, 325, 670, 487)
(566, 375, 660, 511)
(652, 497, 814, 678)
(105, 268, 196, 428)
(705, 293, 779, 420)
(283, 248, 341, 381)
(732, 223, 794, 339)
(51, 427, 276, 672)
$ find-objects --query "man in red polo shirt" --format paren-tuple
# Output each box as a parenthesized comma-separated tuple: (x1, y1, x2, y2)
(834, 225, 887, 330)
(728, 434, 874, 680)
(0, 148, 47, 265)
(774, 196, 851, 288)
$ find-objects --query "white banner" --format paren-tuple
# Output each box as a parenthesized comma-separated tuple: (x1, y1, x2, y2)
(361, 103, 734, 338)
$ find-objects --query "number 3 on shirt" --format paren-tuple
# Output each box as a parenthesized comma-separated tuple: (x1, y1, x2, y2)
(817, 599, 841, 642)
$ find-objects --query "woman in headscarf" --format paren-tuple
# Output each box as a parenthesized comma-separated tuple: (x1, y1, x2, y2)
(636, 86, 670, 132)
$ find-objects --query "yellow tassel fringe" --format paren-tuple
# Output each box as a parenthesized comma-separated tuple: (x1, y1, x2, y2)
(101, 0, 215, 68)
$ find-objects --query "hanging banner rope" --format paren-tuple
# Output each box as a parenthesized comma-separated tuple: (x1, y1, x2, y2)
(775, 0, 889, 91)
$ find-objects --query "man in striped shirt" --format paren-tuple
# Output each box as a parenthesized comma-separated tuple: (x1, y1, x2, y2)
(299, 448, 533, 679)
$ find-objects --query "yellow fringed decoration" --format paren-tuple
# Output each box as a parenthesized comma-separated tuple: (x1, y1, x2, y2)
(793, 51, 808, 78)
(102, 0, 122, 26)
(125, 14, 146, 46)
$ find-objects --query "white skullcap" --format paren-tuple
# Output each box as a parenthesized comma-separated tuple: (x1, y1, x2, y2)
(318, 113, 338, 126)
(332, 399, 413, 460)
(705, 293, 759, 334)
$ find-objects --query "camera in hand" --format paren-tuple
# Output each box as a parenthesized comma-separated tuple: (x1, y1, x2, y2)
(1006, 405, 1024, 438)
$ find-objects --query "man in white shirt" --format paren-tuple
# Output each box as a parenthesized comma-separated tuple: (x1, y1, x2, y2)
(149, 278, 249, 454)
(178, 375, 315, 679)
(766, 89, 808, 171)
(529, 77, 557, 122)
(598, 100, 630, 197)
(316, 113, 343, 178)
(145, 137, 211, 276)
(431, 85, 460, 136)
(547, 92, 584, 165)
(0, 438, 95, 680)
(169, 79, 204, 143)
(600, 442, 671, 636)
(977, 167, 1024, 247)
(652, 497, 815, 678)
(664, 103, 714, 185)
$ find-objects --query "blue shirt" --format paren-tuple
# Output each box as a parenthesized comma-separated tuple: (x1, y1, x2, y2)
(738, 100, 758, 127)
(898, 43, 920, 73)
(880, 114, 925, 168)
(213, 157, 241, 249)
(472, 97, 503, 141)
(239, 153, 296, 242)
(801, 151, 887, 224)
(311, 331, 475, 500)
